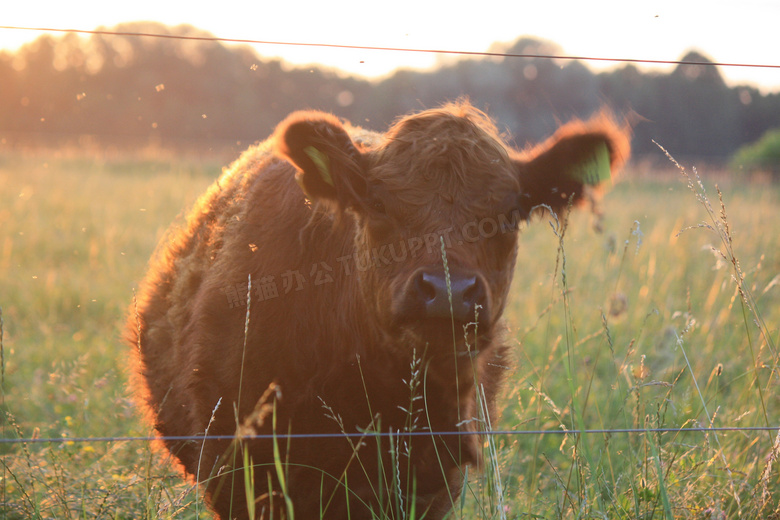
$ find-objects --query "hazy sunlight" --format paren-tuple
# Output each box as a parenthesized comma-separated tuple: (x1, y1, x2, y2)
(1, 0, 778, 91)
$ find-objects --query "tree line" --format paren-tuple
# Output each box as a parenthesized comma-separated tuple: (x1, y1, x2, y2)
(1, 22, 778, 163)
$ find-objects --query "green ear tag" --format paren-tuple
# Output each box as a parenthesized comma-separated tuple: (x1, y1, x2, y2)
(303, 146, 334, 187)
(570, 142, 611, 186)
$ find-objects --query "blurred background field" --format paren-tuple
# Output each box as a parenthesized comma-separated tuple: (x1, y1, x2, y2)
(0, 150, 778, 518)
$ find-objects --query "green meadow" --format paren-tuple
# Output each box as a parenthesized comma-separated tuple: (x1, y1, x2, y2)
(1, 151, 778, 518)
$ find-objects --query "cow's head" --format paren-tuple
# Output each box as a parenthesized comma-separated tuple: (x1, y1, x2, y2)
(275, 102, 629, 354)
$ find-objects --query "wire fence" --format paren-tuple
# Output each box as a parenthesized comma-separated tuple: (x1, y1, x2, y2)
(2, 426, 779, 445)
(2, 24, 780, 71)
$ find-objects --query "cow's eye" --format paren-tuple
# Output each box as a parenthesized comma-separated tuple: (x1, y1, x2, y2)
(497, 193, 529, 230)
(515, 202, 531, 223)
(364, 181, 389, 217)
(370, 197, 387, 215)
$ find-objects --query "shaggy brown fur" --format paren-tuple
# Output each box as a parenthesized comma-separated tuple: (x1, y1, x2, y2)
(128, 101, 629, 520)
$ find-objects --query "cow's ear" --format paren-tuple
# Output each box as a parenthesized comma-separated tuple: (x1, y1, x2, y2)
(274, 111, 366, 208)
(514, 111, 630, 217)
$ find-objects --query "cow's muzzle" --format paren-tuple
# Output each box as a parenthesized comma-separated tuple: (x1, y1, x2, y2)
(398, 268, 490, 327)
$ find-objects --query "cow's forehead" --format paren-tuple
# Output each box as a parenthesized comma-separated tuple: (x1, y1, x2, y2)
(364, 109, 519, 210)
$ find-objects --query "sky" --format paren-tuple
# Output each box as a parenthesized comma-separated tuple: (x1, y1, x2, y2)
(1, 0, 779, 93)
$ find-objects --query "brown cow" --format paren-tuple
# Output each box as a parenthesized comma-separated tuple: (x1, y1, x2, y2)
(128, 101, 629, 520)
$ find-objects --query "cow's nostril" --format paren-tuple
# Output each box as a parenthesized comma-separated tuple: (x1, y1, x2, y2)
(462, 277, 477, 301)
(461, 277, 485, 308)
(416, 272, 438, 304)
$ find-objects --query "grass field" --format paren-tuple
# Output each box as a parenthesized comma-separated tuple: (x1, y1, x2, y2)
(0, 150, 778, 519)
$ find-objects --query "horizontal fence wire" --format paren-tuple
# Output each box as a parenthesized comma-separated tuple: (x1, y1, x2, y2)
(1, 25, 780, 71)
(2, 426, 778, 445)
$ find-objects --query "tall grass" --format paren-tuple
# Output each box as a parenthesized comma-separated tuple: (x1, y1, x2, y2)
(0, 151, 778, 518)
(496, 161, 780, 518)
